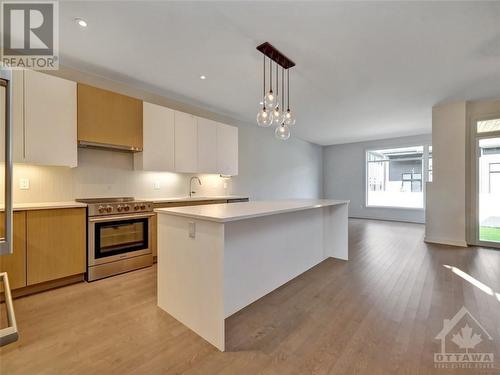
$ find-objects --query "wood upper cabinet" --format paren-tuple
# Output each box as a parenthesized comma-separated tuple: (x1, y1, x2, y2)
(134, 102, 175, 171)
(174, 111, 198, 173)
(0, 212, 27, 290)
(77, 83, 143, 151)
(197, 117, 218, 174)
(2, 70, 77, 167)
(27, 208, 86, 285)
(217, 123, 238, 176)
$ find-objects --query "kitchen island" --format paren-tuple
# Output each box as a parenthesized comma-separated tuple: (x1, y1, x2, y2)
(156, 199, 349, 351)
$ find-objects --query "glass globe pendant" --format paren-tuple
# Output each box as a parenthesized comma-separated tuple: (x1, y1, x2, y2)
(275, 123, 290, 141)
(272, 106, 282, 124)
(264, 59, 278, 109)
(257, 106, 273, 127)
(255, 43, 296, 140)
(264, 91, 277, 110)
(284, 109, 296, 126)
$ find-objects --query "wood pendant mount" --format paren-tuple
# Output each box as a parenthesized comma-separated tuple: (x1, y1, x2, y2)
(256, 42, 295, 69)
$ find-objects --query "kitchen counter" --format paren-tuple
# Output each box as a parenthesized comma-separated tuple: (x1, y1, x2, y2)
(141, 195, 248, 204)
(155, 199, 349, 223)
(157, 199, 349, 351)
(0, 201, 87, 211)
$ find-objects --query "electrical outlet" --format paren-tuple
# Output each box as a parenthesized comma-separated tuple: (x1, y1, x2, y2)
(153, 181, 161, 190)
(188, 222, 196, 238)
(19, 178, 30, 190)
(223, 182, 228, 189)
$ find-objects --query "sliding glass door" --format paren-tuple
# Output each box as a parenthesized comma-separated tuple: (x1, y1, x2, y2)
(475, 118, 500, 248)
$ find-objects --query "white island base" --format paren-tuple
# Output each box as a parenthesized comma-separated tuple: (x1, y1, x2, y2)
(156, 200, 349, 351)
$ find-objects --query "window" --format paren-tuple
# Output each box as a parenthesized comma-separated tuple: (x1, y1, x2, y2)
(366, 146, 425, 208)
(477, 118, 500, 133)
(488, 163, 500, 193)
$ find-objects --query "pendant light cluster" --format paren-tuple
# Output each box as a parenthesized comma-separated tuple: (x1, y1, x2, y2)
(256, 42, 296, 141)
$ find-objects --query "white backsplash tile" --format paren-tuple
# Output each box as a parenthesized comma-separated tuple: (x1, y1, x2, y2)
(1, 148, 231, 203)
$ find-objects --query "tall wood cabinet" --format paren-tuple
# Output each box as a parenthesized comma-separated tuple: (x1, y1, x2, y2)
(77, 83, 143, 151)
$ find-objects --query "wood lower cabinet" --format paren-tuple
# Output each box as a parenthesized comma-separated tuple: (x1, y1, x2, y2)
(27, 208, 86, 285)
(0, 212, 27, 290)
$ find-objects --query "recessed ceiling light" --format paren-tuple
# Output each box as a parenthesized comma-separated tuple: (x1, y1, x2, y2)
(199, 75, 206, 80)
(75, 18, 87, 28)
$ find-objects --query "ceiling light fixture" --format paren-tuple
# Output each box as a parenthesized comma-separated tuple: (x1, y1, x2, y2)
(256, 42, 296, 140)
(200, 75, 206, 80)
(75, 18, 87, 27)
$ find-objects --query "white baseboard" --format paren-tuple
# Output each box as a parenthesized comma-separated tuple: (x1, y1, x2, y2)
(424, 236, 468, 248)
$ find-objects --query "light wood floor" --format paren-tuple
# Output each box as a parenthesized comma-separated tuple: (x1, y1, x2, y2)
(1, 219, 499, 374)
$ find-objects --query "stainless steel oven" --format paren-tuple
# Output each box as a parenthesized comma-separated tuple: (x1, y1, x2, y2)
(77, 198, 154, 281)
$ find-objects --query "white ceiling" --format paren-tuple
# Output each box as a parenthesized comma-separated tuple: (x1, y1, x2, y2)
(59, 1, 500, 146)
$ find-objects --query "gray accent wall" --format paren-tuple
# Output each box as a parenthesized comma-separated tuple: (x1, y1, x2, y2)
(323, 134, 432, 223)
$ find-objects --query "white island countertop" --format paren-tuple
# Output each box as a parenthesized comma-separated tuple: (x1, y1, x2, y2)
(155, 199, 349, 223)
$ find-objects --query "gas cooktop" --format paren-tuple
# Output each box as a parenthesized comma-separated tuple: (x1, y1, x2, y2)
(76, 197, 153, 216)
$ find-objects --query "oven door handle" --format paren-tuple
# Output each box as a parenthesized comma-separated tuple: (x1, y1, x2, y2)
(89, 213, 155, 223)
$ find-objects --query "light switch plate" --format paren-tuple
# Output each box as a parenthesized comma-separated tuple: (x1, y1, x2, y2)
(19, 178, 30, 190)
(153, 181, 161, 190)
(188, 222, 196, 238)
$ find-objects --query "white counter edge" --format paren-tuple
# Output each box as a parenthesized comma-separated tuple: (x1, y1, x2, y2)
(155, 200, 349, 223)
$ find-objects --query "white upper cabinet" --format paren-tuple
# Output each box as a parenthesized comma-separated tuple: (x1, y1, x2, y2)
(134, 102, 175, 171)
(174, 111, 198, 173)
(217, 123, 238, 176)
(14, 70, 77, 167)
(197, 117, 218, 174)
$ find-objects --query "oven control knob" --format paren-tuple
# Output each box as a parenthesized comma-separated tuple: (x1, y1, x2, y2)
(140, 204, 146, 210)
(98, 205, 106, 214)
(117, 205, 123, 212)
(106, 206, 113, 213)
(124, 205, 130, 212)
(134, 205, 140, 211)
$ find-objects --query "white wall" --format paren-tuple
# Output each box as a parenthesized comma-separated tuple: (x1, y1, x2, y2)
(6, 66, 323, 203)
(232, 125, 323, 199)
(323, 134, 431, 223)
(425, 102, 467, 246)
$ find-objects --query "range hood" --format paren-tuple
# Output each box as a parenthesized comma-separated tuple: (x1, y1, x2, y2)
(78, 140, 142, 153)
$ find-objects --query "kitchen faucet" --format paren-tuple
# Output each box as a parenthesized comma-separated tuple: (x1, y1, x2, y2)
(189, 176, 202, 198)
